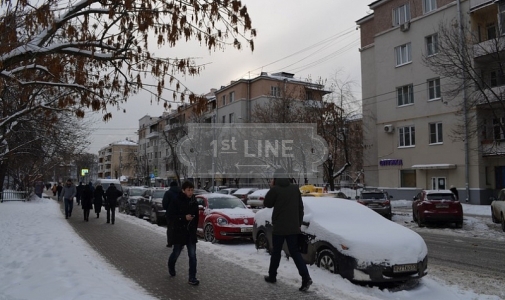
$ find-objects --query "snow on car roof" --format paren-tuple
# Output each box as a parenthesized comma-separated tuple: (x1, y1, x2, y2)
(424, 189, 453, 194)
(233, 188, 257, 194)
(254, 197, 427, 267)
(248, 189, 270, 197)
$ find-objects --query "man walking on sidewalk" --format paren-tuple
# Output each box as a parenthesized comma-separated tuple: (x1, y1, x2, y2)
(167, 181, 200, 285)
(263, 168, 313, 292)
(62, 179, 76, 219)
(105, 183, 122, 224)
(162, 180, 180, 247)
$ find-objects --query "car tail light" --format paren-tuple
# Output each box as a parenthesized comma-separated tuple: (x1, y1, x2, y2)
(383, 200, 390, 206)
(259, 197, 264, 201)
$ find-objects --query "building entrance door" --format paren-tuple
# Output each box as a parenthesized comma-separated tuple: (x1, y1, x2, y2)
(495, 166, 505, 189)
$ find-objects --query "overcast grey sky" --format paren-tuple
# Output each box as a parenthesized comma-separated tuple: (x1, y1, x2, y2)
(86, 0, 372, 154)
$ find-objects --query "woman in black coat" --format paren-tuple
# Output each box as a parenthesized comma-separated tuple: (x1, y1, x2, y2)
(81, 185, 93, 222)
(93, 185, 105, 219)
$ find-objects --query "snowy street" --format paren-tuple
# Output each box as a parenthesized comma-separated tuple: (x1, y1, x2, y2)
(0, 192, 504, 300)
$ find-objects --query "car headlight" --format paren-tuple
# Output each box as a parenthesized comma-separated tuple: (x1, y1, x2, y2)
(216, 217, 228, 225)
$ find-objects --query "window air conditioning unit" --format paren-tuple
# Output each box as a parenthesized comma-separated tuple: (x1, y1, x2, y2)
(384, 124, 395, 133)
(400, 21, 410, 32)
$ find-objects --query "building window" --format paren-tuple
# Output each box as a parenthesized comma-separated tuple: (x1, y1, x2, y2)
(395, 43, 412, 66)
(229, 91, 235, 103)
(399, 126, 415, 147)
(222, 115, 226, 123)
(400, 170, 416, 187)
(271, 86, 280, 97)
(393, 4, 411, 26)
(429, 122, 443, 144)
(426, 33, 438, 56)
(427, 78, 441, 100)
(487, 23, 497, 40)
(423, 0, 436, 14)
(493, 117, 505, 140)
(229, 113, 234, 123)
(397, 84, 414, 106)
(222, 95, 226, 106)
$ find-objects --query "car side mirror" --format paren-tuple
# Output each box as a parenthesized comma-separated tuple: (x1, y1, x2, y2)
(389, 195, 393, 199)
(413, 196, 418, 200)
(347, 196, 351, 200)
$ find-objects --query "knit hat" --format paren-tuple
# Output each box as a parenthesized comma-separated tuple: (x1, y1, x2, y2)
(170, 181, 178, 187)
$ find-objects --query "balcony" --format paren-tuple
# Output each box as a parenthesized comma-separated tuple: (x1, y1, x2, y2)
(473, 37, 505, 59)
(146, 131, 159, 139)
(482, 140, 505, 156)
(470, 0, 493, 10)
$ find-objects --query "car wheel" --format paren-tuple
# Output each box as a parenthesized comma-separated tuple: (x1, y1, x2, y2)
(204, 223, 216, 243)
(501, 214, 505, 232)
(256, 232, 270, 254)
(150, 208, 158, 225)
(317, 249, 337, 274)
(491, 208, 499, 223)
(412, 210, 417, 222)
(135, 206, 142, 218)
(417, 216, 425, 228)
(455, 221, 463, 229)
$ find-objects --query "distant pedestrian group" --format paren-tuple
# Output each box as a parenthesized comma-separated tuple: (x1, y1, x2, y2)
(53, 180, 121, 225)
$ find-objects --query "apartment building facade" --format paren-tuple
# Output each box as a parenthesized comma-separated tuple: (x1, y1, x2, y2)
(97, 139, 138, 181)
(357, 0, 505, 204)
(137, 72, 335, 188)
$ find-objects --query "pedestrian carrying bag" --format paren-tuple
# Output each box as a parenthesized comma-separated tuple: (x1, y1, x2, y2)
(298, 233, 309, 254)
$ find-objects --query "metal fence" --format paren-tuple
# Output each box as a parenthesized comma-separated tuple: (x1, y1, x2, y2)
(0, 190, 29, 203)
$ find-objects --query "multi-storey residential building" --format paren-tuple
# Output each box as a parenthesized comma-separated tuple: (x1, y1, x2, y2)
(138, 72, 337, 188)
(357, 0, 505, 204)
(97, 139, 138, 181)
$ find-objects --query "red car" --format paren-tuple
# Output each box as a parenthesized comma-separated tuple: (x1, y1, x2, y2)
(412, 190, 463, 228)
(196, 193, 255, 243)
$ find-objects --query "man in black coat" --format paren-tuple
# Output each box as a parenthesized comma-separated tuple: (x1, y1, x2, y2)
(263, 168, 312, 292)
(167, 181, 200, 285)
(105, 183, 122, 224)
(163, 180, 181, 247)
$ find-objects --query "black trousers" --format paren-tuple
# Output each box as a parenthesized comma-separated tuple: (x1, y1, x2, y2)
(83, 209, 90, 220)
(106, 206, 115, 223)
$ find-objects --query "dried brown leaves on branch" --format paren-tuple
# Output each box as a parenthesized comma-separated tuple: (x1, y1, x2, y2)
(0, 0, 256, 122)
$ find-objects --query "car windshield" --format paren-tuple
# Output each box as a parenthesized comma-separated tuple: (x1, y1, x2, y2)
(361, 193, 385, 199)
(153, 190, 166, 198)
(208, 197, 246, 209)
(129, 188, 144, 196)
(426, 193, 455, 201)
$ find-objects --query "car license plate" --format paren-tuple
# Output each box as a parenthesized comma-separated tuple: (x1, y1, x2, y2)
(241, 227, 253, 233)
(393, 264, 417, 273)
(436, 204, 449, 208)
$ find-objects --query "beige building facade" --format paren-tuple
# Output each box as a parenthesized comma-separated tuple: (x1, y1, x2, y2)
(97, 139, 138, 181)
(357, 0, 505, 204)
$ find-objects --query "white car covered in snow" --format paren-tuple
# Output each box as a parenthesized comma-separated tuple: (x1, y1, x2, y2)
(246, 189, 270, 208)
(253, 197, 428, 283)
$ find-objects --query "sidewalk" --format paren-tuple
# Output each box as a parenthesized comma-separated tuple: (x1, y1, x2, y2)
(54, 195, 329, 300)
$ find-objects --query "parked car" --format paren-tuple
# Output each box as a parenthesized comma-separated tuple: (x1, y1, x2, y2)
(246, 189, 270, 208)
(118, 187, 146, 215)
(136, 188, 168, 226)
(232, 188, 258, 204)
(195, 193, 255, 243)
(216, 188, 238, 195)
(412, 190, 463, 228)
(327, 191, 352, 199)
(253, 197, 428, 283)
(490, 188, 505, 232)
(355, 189, 393, 219)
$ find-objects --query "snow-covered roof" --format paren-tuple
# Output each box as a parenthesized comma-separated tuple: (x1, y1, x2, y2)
(112, 139, 138, 146)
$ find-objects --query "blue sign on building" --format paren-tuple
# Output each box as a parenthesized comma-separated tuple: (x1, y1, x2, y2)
(379, 159, 403, 166)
